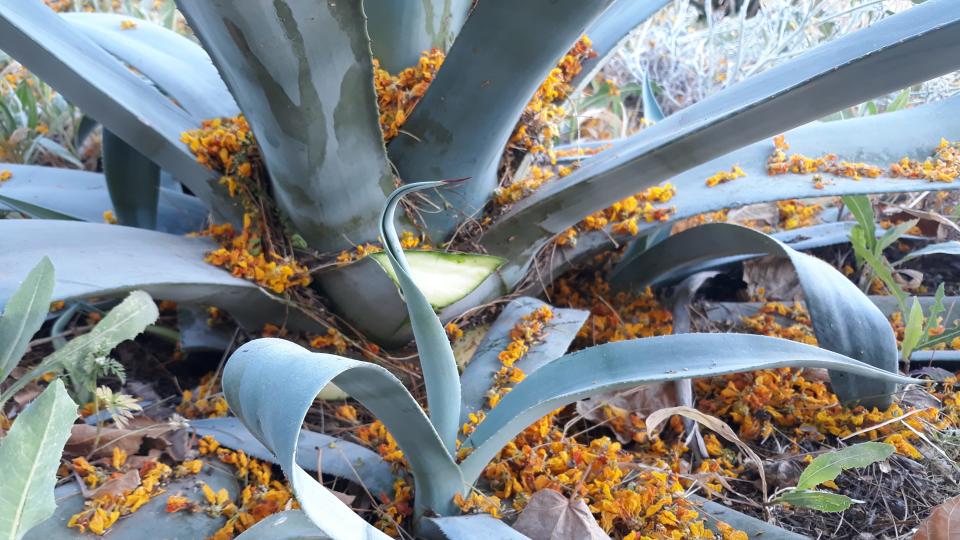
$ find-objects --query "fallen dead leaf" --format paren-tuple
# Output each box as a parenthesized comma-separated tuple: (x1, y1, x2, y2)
(84, 470, 141, 499)
(576, 384, 678, 443)
(743, 256, 801, 300)
(512, 489, 610, 540)
(914, 495, 960, 540)
(647, 406, 768, 502)
(726, 203, 779, 229)
(65, 418, 174, 459)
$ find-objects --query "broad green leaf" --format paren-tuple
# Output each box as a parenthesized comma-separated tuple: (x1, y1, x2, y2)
(190, 417, 394, 498)
(0, 380, 78, 540)
(457, 334, 915, 485)
(0, 220, 314, 334)
(843, 195, 877, 251)
(378, 182, 463, 454)
(365, 0, 471, 72)
(369, 251, 504, 310)
(876, 219, 918, 253)
(0, 164, 207, 234)
(62, 12, 238, 119)
(607, 223, 901, 407)
(0, 0, 231, 213)
(176, 0, 393, 253)
(852, 237, 908, 310)
(775, 490, 856, 512)
(888, 88, 911, 112)
(901, 298, 925, 361)
(0, 257, 54, 382)
(459, 297, 588, 425)
(388, 0, 615, 239)
(222, 338, 463, 525)
(482, 3, 960, 283)
(795, 442, 895, 491)
(234, 511, 327, 540)
(101, 129, 160, 230)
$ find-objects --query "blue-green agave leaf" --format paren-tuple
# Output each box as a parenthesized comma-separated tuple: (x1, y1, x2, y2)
(609, 223, 900, 408)
(0, 257, 53, 382)
(379, 182, 462, 454)
(233, 511, 328, 540)
(190, 417, 395, 498)
(0, 380, 77, 540)
(896, 240, 960, 265)
(459, 297, 587, 426)
(482, 1, 960, 283)
(365, 0, 472, 73)
(0, 220, 311, 334)
(421, 515, 531, 540)
(0, 164, 207, 234)
(176, 0, 394, 253)
(223, 338, 463, 526)
(101, 128, 160, 230)
(691, 495, 807, 540)
(24, 460, 238, 540)
(62, 12, 238, 119)
(641, 69, 665, 122)
(0, 0, 231, 214)
(573, 0, 671, 89)
(458, 334, 915, 485)
(388, 0, 615, 239)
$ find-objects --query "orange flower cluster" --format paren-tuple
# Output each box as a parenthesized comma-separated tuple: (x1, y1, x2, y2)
(335, 242, 382, 265)
(0, 169, 11, 182)
(68, 449, 201, 536)
(777, 199, 822, 230)
(740, 302, 817, 346)
(460, 306, 554, 442)
(196, 436, 300, 539)
(481, 413, 745, 538)
(511, 36, 596, 161)
(705, 165, 746, 187)
(555, 184, 676, 248)
(495, 165, 573, 206)
(308, 327, 348, 354)
(553, 274, 673, 345)
(889, 138, 960, 182)
(183, 116, 310, 293)
(176, 372, 229, 419)
(355, 421, 413, 535)
(201, 215, 311, 294)
(767, 135, 883, 180)
(373, 49, 445, 141)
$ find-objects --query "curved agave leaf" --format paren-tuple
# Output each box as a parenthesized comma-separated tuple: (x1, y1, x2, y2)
(609, 223, 899, 407)
(896, 240, 960, 265)
(459, 297, 588, 425)
(223, 338, 463, 526)
(421, 515, 531, 540)
(0, 0, 231, 214)
(388, 0, 615, 239)
(0, 164, 207, 234)
(364, 0, 472, 73)
(573, 0, 671, 89)
(379, 182, 462, 454)
(102, 129, 160, 229)
(0, 380, 77, 540)
(61, 12, 238, 119)
(0, 221, 311, 333)
(176, 0, 394, 253)
(482, 1, 960, 283)
(190, 417, 395, 498)
(233, 511, 328, 540)
(457, 333, 915, 484)
(691, 495, 806, 540)
(0, 257, 53, 382)
(641, 69, 665, 122)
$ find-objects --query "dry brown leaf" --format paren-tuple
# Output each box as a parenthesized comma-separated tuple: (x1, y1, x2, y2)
(512, 489, 611, 540)
(65, 419, 174, 459)
(914, 495, 960, 540)
(726, 203, 779, 228)
(85, 470, 141, 499)
(647, 406, 768, 502)
(576, 384, 678, 443)
(743, 256, 802, 300)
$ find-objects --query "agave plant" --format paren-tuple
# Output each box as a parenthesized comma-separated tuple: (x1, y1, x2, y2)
(0, 0, 957, 439)
(214, 182, 915, 538)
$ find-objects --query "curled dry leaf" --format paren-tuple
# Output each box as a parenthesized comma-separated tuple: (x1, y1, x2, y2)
(65, 419, 174, 459)
(647, 405, 768, 501)
(743, 256, 802, 300)
(914, 495, 960, 540)
(512, 489, 611, 540)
